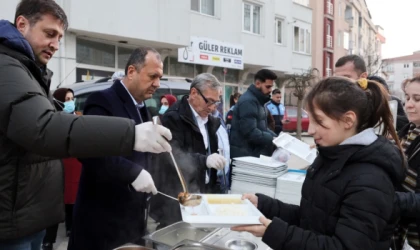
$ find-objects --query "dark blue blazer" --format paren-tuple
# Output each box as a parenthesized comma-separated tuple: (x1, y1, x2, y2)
(68, 81, 152, 250)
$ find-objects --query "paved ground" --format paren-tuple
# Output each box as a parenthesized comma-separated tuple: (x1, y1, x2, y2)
(53, 135, 314, 250)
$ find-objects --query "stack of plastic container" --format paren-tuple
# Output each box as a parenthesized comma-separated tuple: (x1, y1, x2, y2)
(230, 156, 287, 198)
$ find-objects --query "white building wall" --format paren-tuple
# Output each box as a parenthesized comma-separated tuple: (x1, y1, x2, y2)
(1, 0, 313, 89)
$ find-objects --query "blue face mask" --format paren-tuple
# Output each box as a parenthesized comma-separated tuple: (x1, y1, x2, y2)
(159, 105, 169, 115)
(63, 100, 75, 113)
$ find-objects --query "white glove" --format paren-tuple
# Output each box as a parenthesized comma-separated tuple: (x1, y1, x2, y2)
(133, 122, 172, 153)
(131, 170, 157, 194)
(206, 153, 226, 170)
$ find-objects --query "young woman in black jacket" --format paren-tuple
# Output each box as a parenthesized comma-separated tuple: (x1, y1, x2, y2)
(392, 76, 420, 250)
(232, 77, 406, 250)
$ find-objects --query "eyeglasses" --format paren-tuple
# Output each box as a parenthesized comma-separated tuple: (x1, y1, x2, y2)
(194, 88, 221, 106)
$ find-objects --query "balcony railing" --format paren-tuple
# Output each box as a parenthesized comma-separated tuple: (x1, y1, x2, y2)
(327, 2, 334, 15)
(326, 68, 332, 77)
(326, 35, 333, 48)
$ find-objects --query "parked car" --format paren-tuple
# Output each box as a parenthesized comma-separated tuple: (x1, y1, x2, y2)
(282, 106, 309, 132)
(61, 76, 191, 114)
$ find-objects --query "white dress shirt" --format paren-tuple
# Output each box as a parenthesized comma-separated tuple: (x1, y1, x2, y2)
(189, 103, 210, 184)
(189, 104, 209, 149)
(120, 80, 144, 108)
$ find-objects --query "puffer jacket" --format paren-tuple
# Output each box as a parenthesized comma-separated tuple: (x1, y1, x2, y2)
(257, 130, 405, 250)
(229, 84, 276, 158)
(0, 20, 136, 241)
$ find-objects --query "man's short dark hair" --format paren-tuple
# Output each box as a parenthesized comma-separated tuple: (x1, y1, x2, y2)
(272, 89, 281, 95)
(367, 75, 389, 91)
(254, 69, 277, 83)
(14, 0, 68, 30)
(335, 55, 367, 75)
(124, 47, 161, 75)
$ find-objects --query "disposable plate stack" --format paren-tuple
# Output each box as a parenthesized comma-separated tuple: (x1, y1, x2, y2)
(230, 156, 287, 198)
(275, 170, 306, 205)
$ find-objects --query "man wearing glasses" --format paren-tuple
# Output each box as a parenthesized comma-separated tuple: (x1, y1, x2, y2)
(230, 69, 278, 159)
(150, 73, 226, 229)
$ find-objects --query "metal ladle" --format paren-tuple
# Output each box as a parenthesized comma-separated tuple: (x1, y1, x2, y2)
(152, 116, 202, 207)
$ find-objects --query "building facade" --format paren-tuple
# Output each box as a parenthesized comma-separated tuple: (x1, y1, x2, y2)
(310, 0, 384, 77)
(1, 0, 313, 110)
(382, 51, 420, 100)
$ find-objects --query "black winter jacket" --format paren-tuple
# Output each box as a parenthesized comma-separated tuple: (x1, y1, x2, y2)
(230, 84, 276, 158)
(0, 20, 136, 241)
(257, 135, 405, 250)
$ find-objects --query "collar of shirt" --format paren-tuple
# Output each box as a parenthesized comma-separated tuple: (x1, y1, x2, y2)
(120, 80, 144, 108)
(189, 103, 208, 125)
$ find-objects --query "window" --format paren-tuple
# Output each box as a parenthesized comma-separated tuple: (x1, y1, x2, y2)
(293, 0, 309, 6)
(338, 1, 342, 17)
(243, 2, 261, 34)
(76, 38, 115, 68)
(275, 19, 284, 44)
(326, 23, 332, 48)
(163, 57, 204, 78)
(117, 47, 133, 69)
(343, 32, 349, 50)
(326, 54, 331, 76)
(213, 67, 240, 83)
(191, 0, 215, 16)
(294, 26, 311, 54)
(337, 31, 342, 47)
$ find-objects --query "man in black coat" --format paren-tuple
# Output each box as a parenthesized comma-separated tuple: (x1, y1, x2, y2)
(230, 69, 278, 158)
(150, 73, 226, 229)
(69, 48, 165, 250)
(0, 1, 172, 248)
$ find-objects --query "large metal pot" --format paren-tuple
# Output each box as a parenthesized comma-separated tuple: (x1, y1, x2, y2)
(143, 222, 216, 250)
(114, 245, 155, 250)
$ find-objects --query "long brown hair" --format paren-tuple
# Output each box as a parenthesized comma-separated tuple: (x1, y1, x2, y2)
(305, 77, 404, 159)
(230, 92, 241, 107)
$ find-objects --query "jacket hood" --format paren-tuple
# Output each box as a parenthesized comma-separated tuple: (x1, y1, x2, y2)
(0, 20, 35, 60)
(318, 135, 405, 186)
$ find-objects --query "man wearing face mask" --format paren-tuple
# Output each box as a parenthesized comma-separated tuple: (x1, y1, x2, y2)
(0, 1, 172, 249)
(159, 94, 177, 115)
(229, 69, 278, 159)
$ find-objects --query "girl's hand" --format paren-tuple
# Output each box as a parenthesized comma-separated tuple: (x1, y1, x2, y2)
(231, 216, 272, 237)
(242, 193, 258, 207)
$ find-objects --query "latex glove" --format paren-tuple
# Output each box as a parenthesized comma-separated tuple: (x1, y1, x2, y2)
(131, 170, 157, 194)
(206, 153, 226, 170)
(231, 216, 272, 237)
(133, 122, 172, 153)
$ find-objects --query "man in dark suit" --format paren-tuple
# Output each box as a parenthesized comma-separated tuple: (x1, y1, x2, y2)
(69, 47, 164, 250)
